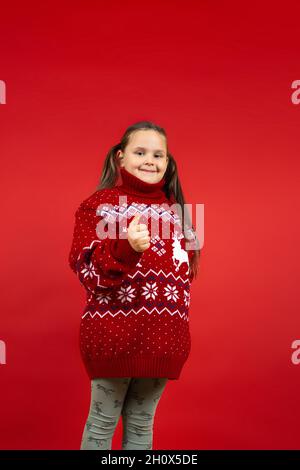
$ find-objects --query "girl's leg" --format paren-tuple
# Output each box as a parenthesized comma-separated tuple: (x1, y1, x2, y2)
(80, 377, 131, 450)
(121, 378, 168, 450)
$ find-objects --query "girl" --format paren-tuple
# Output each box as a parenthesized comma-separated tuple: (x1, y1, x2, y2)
(68, 121, 201, 450)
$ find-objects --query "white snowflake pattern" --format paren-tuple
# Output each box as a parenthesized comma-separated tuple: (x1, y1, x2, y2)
(141, 282, 158, 300)
(117, 285, 136, 303)
(183, 289, 190, 307)
(81, 262, 96, 279)
(151, 234, 166, 256)
(96, 292, 112, 304)
(163, 284, 179, 302)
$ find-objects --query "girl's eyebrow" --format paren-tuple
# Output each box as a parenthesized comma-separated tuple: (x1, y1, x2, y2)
(133, 146, 165, 154)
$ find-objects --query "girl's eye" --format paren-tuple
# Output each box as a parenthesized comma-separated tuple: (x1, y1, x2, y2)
(135, 151, 161, 158)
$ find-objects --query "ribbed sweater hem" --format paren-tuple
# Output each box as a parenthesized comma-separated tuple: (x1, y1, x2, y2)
(80, 353, 190, 381)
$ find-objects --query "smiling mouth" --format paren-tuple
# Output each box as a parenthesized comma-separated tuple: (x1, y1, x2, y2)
(140, 169, 157, 173)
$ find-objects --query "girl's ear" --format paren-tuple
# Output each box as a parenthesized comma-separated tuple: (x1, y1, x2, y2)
(118, 151, 124, 167)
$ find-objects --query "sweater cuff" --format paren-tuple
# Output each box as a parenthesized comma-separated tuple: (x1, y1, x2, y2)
(109, 238, 143, 266)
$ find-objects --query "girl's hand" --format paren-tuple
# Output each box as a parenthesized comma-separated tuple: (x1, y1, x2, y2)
(127, 213, 151, 252)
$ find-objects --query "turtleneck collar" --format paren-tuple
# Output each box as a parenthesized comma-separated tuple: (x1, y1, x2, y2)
(117, 167, 167, 201)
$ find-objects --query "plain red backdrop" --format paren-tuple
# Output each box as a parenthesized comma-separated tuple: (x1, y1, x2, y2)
(0, 0, 300, 450)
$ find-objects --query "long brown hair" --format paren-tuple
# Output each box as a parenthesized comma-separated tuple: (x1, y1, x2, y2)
(95, 121, 201, 280)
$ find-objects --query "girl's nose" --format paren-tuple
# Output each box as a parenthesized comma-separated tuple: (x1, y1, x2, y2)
(144, 154, 156, 164)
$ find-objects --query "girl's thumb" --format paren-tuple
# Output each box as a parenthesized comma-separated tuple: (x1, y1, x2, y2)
(131, 213, 141, 224)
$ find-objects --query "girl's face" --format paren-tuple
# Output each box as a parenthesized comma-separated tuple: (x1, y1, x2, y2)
(118, 130, 169, 184)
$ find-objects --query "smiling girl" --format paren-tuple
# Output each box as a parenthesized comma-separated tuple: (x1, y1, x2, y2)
(68, 121, 201, 450)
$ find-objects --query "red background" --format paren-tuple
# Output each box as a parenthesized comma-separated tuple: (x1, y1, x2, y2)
(0, 0, 300, 450)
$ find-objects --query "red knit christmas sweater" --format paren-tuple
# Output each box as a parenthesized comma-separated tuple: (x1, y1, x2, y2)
(68, 167, 196, 380)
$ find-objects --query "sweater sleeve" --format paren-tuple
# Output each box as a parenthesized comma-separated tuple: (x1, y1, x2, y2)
(68, 196, 143, 295)
(185, 226, 198, 284)
(188, 249, 195, 283)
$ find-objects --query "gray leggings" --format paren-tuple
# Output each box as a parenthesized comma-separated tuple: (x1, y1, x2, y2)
(80, 377, 168, 450)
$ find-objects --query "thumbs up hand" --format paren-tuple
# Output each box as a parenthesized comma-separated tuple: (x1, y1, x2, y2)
(127, 213, 151, 252)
